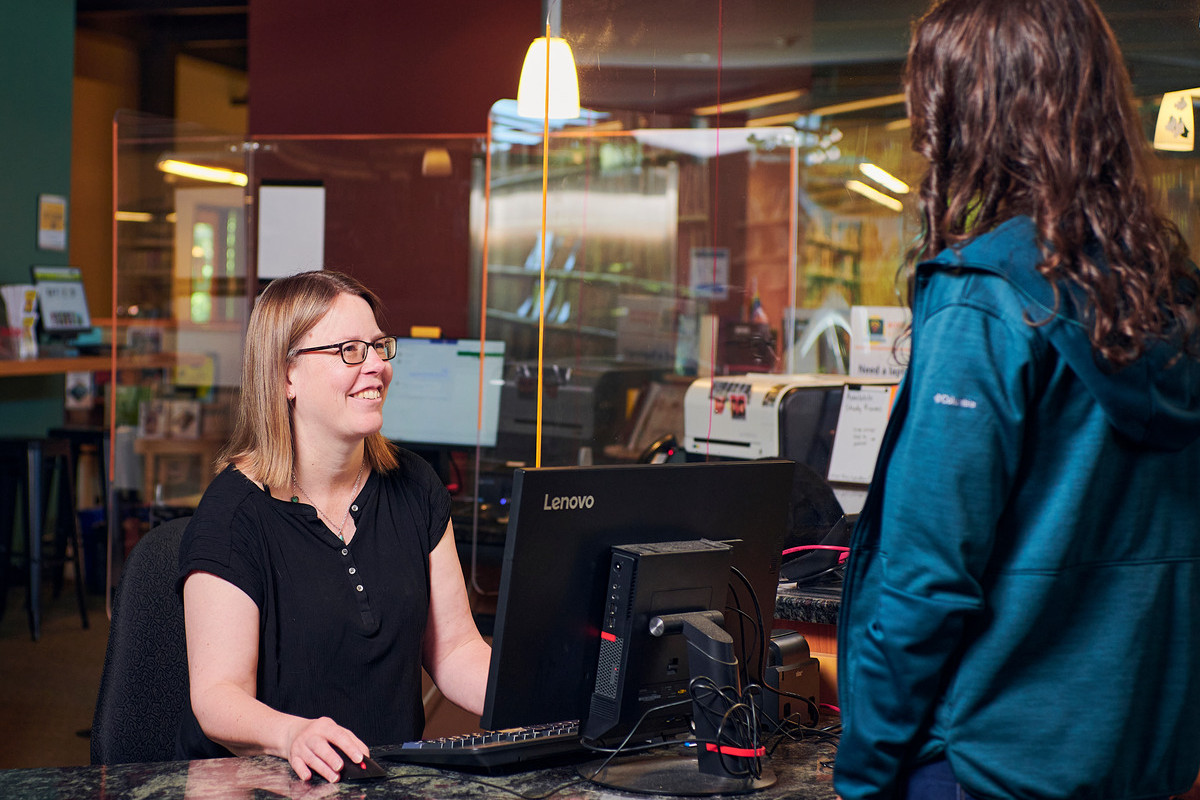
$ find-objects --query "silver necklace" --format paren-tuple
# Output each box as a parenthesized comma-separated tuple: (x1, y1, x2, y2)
(290, 460, 365, 543)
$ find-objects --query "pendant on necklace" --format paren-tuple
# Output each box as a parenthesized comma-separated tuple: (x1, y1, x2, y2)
(290, 496, 298, 503)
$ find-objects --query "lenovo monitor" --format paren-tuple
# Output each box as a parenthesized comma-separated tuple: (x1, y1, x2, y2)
(480, 459, 795, 735)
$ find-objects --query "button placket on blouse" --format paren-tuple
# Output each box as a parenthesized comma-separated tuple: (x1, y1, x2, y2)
(341, 544, 366, 595)
(340, 546, 362, 592)
(337, 505, 375, 628)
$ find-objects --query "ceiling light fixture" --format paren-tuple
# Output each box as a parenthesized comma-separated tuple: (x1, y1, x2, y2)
(1154, 89, 1199, 152)
(748, 112, 803, 128)
(810, 93, 906, 118)
(156, 158, 247, 187)
(114, 211, 154, 223)
(421, 147, 453, 177)
(516, 28, 580, 120)
(846, 179, 903, 212)
(694, 89, 807, 117)
(858, 163, 910, 194)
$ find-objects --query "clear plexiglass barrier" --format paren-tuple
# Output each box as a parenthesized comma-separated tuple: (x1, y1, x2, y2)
(110, 89, 1200, 596)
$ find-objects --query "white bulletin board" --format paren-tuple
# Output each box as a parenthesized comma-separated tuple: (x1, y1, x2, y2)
(257, 182, 325, 279)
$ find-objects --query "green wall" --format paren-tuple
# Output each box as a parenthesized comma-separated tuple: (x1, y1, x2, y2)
(0, 1, 76, 435)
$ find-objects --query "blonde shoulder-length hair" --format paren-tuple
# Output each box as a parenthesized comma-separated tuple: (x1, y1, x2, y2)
(217, 269, 399, 490)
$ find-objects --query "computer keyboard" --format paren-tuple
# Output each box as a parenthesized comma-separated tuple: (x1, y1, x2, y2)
(374, 720, 587, 772)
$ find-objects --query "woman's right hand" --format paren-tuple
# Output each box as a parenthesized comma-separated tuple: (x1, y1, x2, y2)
(184, 573, 370, 782)
(284, 716, 371, 783)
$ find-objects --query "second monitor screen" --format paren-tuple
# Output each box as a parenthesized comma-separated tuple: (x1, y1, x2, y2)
(381, 338, 506, 448)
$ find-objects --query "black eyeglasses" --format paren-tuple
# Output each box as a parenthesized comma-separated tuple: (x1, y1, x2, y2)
(291, 336, 398, 365)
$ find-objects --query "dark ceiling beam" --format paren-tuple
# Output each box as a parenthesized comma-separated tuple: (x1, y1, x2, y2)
(77, 8, 246, 42)
(145, 13, 247, 44)
(139, 26, 179, 118)
(76, 0, 245, 14)
(76, 3, 247, 71)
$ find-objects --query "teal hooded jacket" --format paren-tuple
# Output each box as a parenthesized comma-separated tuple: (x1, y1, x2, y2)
(835, 216, 1200, 800)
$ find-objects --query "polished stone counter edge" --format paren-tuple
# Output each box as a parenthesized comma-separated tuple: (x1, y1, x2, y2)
(775, 584, 841, 626)
(0, 737, 839, 800)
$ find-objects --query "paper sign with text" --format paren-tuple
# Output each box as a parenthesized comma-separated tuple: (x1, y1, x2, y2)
(827, 384, 898, 485)
(849, 305, 909, 380)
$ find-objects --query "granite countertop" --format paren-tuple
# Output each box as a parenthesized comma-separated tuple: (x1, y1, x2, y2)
(774, 581, 842, 626)
(0, 734, 840, 800)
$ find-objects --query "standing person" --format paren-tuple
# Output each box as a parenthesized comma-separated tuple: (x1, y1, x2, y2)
(834, 1, 1200, 798)
(176, 270, 491, 783)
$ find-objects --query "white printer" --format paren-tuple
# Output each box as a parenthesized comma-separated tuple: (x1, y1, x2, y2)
(683, 373, 898, 514)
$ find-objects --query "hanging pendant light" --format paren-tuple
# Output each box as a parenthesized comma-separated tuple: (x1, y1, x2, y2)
(1154, 89, 1197, 152)
(420, 147, 452, 177)
(516, 33, 580, 120)
(514, 9, 580, 467)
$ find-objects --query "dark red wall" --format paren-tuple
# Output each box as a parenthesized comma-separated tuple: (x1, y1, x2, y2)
(247, 0, 540, 335)
(248, 0, 538, 136)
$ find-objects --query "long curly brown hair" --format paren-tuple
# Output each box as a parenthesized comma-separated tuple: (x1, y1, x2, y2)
(904, 0, 1199, 367)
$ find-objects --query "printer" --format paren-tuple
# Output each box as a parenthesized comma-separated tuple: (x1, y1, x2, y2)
(683, 373, 898, 493)
(492, 359, 664, 466)
(685, 373, 899, 580)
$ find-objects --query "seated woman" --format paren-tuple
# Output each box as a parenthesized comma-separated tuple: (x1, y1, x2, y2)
(176, 270, 491, 782)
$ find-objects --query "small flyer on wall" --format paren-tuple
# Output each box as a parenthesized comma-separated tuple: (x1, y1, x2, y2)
(37, 194, 68, 251)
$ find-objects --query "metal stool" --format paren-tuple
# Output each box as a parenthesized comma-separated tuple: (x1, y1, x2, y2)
(48, 425, 112, 602)
(0, 437, 90, 640)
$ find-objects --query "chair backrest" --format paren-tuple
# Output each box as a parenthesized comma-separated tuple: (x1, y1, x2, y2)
(90, 516, 191, 765)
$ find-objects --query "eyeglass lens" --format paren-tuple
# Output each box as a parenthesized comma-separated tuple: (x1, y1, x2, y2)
(341, 337, 397, 364)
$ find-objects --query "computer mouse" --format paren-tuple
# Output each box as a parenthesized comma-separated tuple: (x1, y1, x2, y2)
(331, 745, 387, 782)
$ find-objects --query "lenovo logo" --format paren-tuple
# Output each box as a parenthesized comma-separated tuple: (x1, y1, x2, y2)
(543, 493, 595, 511)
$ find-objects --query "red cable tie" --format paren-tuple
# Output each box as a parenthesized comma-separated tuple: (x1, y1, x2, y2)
(704, 743, 766, 758)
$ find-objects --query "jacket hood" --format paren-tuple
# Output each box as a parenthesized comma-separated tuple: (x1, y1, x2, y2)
(921, 215, 1200, 451)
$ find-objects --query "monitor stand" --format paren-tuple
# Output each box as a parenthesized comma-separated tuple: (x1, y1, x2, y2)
(580, 611, 777, 796)
(581, 750, 776, 796)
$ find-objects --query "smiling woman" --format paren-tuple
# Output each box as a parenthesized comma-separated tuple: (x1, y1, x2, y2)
(286, 292, 395, 472)
(171, 270, 493, 784)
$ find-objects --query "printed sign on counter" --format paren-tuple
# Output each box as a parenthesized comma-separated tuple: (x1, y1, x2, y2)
(826, 384, 898, 486)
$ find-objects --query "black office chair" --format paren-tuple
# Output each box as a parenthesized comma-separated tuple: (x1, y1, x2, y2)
(90, 516, 191, 765)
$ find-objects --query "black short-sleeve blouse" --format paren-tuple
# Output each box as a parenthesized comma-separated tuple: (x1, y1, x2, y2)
(174, 447, 451, 758)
